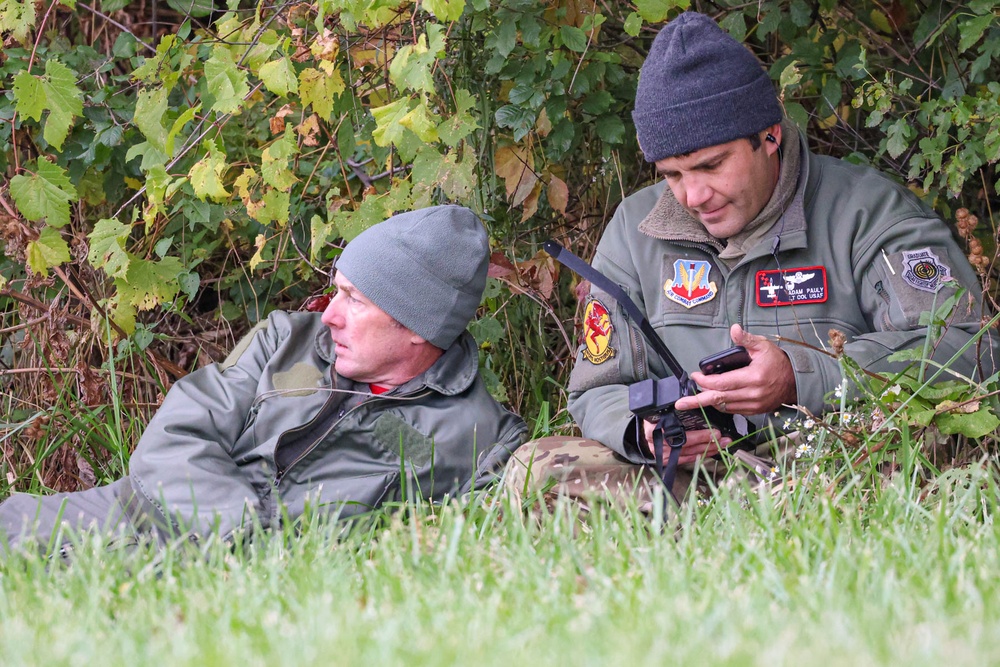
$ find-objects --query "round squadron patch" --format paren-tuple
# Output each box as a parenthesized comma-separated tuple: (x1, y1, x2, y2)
(582, 299, 616, 365)
(901, 248, 951, 293)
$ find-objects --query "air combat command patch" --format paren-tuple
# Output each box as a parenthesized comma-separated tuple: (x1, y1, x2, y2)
(582, 299, 616, 364)
(901, 248, 951, 293)
(664, 259, 718, 309)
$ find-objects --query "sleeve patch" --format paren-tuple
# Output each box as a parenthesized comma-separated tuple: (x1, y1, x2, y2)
(581, 298, 616, 364)
(900, 248, 952, 293)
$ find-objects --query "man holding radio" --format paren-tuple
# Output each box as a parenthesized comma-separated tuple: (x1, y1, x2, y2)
(504, 11, 995, 510)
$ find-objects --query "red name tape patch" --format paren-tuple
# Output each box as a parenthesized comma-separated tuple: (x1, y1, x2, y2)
(755, 266, 828, 307)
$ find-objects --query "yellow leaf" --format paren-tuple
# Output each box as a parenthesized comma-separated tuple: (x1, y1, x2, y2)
(494, 145, 538, 207)
(520, 181, 542, 222)
(547, 175, 568, 215)
(249, 233, 267, 272)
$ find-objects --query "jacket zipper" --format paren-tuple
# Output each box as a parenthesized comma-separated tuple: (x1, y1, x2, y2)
(273, 388, 433, 484)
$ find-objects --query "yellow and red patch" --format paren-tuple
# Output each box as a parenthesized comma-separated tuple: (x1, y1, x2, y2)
(582, 299, 616, 364)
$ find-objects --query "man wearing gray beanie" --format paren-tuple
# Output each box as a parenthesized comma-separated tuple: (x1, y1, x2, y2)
(505, 11, 994, 508)
(1, 205, 527, 556)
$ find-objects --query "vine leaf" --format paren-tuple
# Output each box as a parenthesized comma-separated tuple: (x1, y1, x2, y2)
(0, 0, 36, 45)
(88, 217, 131, 277)
(12, 60, 83, 151)
(422, 0, 463, 23)
(261, 127, 298, 191)
(371, 98, 411, 147)
(26, 225, 71, 276)
(10, 159, 78, 228)
(205, 46, 250, 115)
(259, 57, 298, 98)
(399, 102, 439, 142)
(134, 86, 170, 152)
(189, 142, 231, 202)
(118, 257, 184, 310)
(299, 67, 345, 121)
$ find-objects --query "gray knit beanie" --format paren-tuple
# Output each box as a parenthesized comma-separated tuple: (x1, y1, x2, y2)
(335, 205, 489, 350)
(632, 11, 783, 162)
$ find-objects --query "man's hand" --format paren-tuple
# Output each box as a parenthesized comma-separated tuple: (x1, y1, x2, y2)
(674, 323, 797, 415)
(642, 420, 731, 465)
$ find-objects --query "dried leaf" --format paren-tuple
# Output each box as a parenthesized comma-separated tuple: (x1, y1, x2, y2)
(297, 113, 321, 146)
(494, 145, 538, 207)
(270, 103, 294, 134)
(547, 175, 569, 215)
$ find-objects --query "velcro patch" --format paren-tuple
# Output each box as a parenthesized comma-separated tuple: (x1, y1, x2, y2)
(901, 248, 951, 293)
(582, 298, 616, 364)
(755, 266, 828, 307)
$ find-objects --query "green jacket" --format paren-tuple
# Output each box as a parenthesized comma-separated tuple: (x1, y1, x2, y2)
(129, 311, 527, 537)
(567, 133, 995, 464)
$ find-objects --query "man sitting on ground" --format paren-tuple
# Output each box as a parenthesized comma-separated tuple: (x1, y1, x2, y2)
(1, 205, 527, 554)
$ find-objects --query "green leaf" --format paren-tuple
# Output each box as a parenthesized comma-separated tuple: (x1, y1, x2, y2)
(188, 141, 231, 202)
(134, 86, 170, 152)
(885, 118, 911, 159)
(371, 98, 411, 147)
(869, 9, 892, 33)
(165, 103, 200, 157)
(718, 12, 746, 42)
(164, 0, 214, 18)
(490, 19, 517, 58)
(595, 114, 625, 144)
(119, 256, 184, 310)
(437, 89, 479, 146)
(132, 35, 192, 91)
(205, 46, 250, 115)
(299, 67, 345, 122)
(635, 0, 669, 23)
(494, 104, 535, 142)
(399, 102, 439, 142)
(259, 57, 298, 98)
(422, 0, 464, 22)
(469, 315, 505, 346)
(959, 13, 995, 52)
(12, 71, 44, 122)
(178, 270, 200, 301)
(559, 25, 588, 53)
(10, 159, 77, 228)
(41, 60, 83, 150)
(88, 217, 131, 277)
(26, 225, 71, 276)
(261, 127, 298, 191)
(936, 405, 1000, 438)
(0, 0, 36, 44)
(248, 188, 290, 226)
(389, 31, 443, 94)
(623, 12, 642, 37)
(12, 60, 83, 151)
(581, 90, 613, 115)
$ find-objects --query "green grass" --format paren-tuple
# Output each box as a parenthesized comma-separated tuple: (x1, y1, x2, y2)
(1, 461, 999, 667)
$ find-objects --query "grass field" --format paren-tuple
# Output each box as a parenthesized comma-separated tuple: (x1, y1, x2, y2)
(0, 456, 998, 667)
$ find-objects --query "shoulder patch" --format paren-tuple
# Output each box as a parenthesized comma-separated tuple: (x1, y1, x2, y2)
(901, 248, 951, 293)
(582, 299, 616, 364)
(664, 259, 717, 309)
(220, 320, 269, 371)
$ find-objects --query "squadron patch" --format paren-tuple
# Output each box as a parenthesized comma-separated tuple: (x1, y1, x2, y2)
(755, 266, 828, 307)
(901, 248, 951, 293)
(663, 259, 718, 309)
(582, 299, 616, 364)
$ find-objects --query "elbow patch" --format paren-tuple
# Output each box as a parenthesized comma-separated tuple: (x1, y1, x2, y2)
(219, 320, 270, 371)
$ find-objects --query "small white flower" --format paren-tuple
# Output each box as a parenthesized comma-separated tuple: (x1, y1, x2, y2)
(795, 443, 815, 459)
(783, 419, 794, 430)
(807, 432, 817, 442)
(882, 384, 902, 398)
(803, 418, 816, 430)
(834, 383, 844, 398)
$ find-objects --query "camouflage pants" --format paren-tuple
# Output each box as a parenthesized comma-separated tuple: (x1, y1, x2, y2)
(502, 436, 787, 515)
